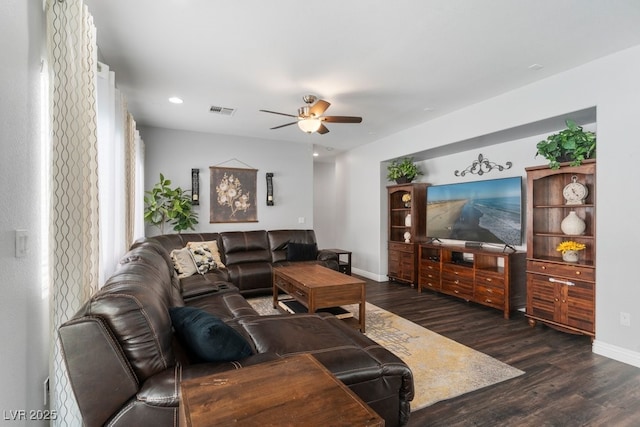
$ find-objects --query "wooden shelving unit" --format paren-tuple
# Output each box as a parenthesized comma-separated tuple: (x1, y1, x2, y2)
(525, 160, 596, 337)
(387, 183, 427, 285)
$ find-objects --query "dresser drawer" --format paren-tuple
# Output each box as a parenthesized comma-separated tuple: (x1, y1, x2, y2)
(389, 242, 415, 254)
(442, 272, 473, 298)
(419, 269, 441, 290)
(475, 269, 506, 287)
(442, 263, 474, 280)
(527, 260, 595, 282)
(475, 284, 505, 307)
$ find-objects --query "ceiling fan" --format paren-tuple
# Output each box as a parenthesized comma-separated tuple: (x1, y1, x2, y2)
(260, 95, 362, 134)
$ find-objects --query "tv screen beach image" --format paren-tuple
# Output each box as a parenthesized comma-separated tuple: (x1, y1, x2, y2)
(426, 177, 522, 246)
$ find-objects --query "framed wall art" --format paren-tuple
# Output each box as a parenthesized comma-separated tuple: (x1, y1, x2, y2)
(210, 166, 258, 223)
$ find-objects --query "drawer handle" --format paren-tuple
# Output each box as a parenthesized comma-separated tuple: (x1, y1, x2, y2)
(454, 290, 459, 294)
(486, 288, 494, 294)
(549, 277, 575, 286)
(485, 299, 493, 303)
(294, 290, 306, 297)
(454, 280, 459, 284)
(575, 271, 581, 275)
(485, 277, 493, 282)
(541, 266, 546, 270)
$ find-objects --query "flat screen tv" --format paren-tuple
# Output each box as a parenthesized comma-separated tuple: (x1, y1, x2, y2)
(426, 176, 522, 246)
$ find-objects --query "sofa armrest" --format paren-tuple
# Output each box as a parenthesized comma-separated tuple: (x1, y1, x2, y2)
(317, 249, 338, 262)
(58, 317, 139, 427)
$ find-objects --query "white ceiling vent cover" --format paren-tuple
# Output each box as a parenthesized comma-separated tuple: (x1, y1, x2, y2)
(209, 106, 236, 116)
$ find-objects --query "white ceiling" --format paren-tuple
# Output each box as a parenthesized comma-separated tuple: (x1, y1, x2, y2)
(83, 0, 640, 158)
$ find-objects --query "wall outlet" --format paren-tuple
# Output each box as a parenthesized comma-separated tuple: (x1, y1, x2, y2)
(298, 217, 305, 224)
(620, 312, 631, 327)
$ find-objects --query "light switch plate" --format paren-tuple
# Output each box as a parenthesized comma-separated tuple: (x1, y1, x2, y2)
(15, 229, 28, 258)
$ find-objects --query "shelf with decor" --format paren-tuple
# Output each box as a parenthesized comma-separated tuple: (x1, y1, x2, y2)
(387, 183, 428, 285)
(525, 159, 596, 337)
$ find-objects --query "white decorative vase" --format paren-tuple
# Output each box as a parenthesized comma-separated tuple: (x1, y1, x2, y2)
(562, 250, 579, 263)
(561, 211, 586, 235)
(404, 232, 411, 243)
(405, 214, 412, 227)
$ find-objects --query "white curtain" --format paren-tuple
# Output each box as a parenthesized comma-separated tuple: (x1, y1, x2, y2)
(46, 0, 99, 425)
(96, 63, 146, 282)
(128, 112, 146, 245)
(47, 1, 146, 423)
(97, 62, 127, 284)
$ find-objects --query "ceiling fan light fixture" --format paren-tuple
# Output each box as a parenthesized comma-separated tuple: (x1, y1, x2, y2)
(298, 117, 321, 133)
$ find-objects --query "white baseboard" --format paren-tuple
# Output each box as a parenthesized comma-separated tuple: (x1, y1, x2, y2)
(592, 339, 640, 368)
(351, 267, 386, 282)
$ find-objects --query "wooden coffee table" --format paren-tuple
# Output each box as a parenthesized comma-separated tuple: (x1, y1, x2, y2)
(273, 264, 367, 332)
(179, 353, 383, 426)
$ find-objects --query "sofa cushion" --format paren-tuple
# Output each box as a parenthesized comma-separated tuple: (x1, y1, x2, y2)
(220, 231, 272, 266)
(169, 306, 253, 363)
(286, 242, 318, 261)
(171, 247, 199, 278)
(268, 229, 318, 263)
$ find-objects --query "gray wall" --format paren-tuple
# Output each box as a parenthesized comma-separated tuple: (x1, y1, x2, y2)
(140, 125, 316, 234)
(0, 0, 49, 423)
(334, 45, 640, 368)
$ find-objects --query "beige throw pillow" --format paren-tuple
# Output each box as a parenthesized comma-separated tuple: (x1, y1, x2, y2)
(170, 247, 198, 278)
(188, 244, 217, 274)
(187, 241, 225, 268)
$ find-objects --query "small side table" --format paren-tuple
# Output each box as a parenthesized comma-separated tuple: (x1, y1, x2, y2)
(326, 248, 352, 275)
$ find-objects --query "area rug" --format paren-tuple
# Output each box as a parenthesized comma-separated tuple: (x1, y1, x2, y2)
(247, 296, 524, 410)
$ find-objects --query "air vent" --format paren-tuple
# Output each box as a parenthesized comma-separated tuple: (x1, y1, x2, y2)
(209, 106, 236, 116)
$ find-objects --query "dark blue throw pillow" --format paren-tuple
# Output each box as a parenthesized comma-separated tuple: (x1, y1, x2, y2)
(286, 242, 318, 261)
(169, 306, 253, 363)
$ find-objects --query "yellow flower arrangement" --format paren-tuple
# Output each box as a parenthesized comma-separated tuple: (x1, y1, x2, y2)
(402, 194, 411, 203)
(556, 241, 586, 254)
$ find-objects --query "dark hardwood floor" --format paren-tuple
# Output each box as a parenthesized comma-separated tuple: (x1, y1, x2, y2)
(362, 277, 640, 427)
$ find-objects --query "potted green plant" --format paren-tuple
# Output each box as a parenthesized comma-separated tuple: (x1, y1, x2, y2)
(387, 157, 423, 184)
(535, 119, 596, 169)
(144, 173, 198, 233)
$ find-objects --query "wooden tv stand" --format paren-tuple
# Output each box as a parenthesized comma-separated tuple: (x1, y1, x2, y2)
(418, 243, 526, 319)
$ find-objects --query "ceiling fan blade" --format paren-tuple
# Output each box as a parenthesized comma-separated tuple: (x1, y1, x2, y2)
(270, 121, 297, 130)
(309, 100, 330, 117)
(322, 116, 363, 123)
(317, 124, 330, 134)
(260, 109, 298, 118)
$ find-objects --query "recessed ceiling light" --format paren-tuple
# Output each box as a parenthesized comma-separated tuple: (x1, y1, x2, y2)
(168, 97, 183, 104)
(313, 152, 319, 157)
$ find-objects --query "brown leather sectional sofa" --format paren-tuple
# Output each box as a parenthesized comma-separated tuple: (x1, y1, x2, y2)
(58, 229, 414, 426)
(140, 229, 340, 297)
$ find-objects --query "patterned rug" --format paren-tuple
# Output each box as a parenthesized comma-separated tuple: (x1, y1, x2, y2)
(247, 296, 524, 410)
